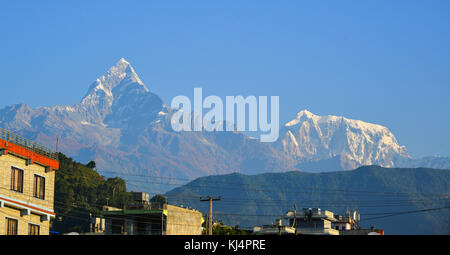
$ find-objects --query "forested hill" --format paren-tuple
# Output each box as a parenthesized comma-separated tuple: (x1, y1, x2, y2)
(166, 166, 450, 234)
(53, 153, 132, 233)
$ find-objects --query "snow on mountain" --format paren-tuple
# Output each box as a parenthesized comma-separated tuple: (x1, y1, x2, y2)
(0, 59, 446, 193)
(0, 59, 296, 193)
(0, 58, 166, 152)
(76, 58, 158, 125)
(278, 110, 410, 169)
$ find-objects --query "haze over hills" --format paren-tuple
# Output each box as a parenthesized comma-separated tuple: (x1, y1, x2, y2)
(166, 166, 450, 234)
(0, 58, 448, 192)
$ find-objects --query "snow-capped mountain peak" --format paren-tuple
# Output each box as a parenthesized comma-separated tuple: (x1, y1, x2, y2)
(2, 59, 449, 196)
(75, 58, 156, 123)
(286, 109, 318, 126)
(279, 110, 410, 169)
(84, 58, 148, 98)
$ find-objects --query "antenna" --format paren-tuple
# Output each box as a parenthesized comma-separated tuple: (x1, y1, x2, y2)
(56, 135, 60, 153)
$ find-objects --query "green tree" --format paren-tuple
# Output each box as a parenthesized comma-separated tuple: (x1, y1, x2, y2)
(212, 224, 249, 235)
(52, 153, 133, 233)
(86, 160, 96, 169)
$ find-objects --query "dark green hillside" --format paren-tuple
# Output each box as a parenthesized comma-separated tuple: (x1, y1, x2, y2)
(166, 166, 450, 234)
(52, 153, 132, 233)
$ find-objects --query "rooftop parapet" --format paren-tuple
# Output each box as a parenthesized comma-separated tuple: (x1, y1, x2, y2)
(0, 127, 59, 170)
(285, 208, 337, 221)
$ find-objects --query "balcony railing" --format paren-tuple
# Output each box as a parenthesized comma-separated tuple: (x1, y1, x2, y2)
(127, 203, 167, 211)
(0, 127, 58, 161)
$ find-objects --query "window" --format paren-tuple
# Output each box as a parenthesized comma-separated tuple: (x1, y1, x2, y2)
(28, 224, 40, 235)
(11, 167, 24, 193)
(33, 175, 46, 200)
(111, 219, 125, 234)
(6, 218, 18, 235)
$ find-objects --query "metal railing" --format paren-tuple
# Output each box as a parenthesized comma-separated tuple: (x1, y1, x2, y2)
(0, 127, 58, 161)
(127, 202, 167, 211)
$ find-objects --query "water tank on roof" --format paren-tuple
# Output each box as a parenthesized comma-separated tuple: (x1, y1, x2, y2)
(131, 192, 149, 203)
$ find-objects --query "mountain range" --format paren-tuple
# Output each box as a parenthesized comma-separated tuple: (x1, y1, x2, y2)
(165, 166, 450, 234)
(0, 58, 448, 192)
(278, 109, 411, 172)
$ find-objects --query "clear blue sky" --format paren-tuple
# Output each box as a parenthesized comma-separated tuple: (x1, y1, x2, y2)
(0, 0, 449, 157)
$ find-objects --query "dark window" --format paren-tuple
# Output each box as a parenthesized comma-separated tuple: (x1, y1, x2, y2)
(136, 221, 147, 235)
(11, 167, 24, 193)
(28, 224, 40, 235)
(33, 175, 46, 200)
(111, 219, 124, 234)
(6, 218, 18, 235)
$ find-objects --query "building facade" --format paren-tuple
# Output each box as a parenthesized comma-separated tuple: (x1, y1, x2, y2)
(253, 218, 296, 235)
(0, 128, 59, 235)
(100, 192, 203, 235)
(285, 208, 339, 235)
(258, 208, 383, 235)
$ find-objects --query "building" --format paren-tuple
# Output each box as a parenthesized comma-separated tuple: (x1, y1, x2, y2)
(332, 210, 385, 235)
(333, 210, 360, 231)
(284, 208, 339, 235)
(257, 207, 383, 235)
(100, 192, 203, 235)
(0, 127, 59, 235)
(90, 215, 106, 234)
(253, 219, 296, 235)
(338, 226, 385, 235)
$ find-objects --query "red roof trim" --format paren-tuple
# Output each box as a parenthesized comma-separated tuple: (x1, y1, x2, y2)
(0, 138, 59, 171)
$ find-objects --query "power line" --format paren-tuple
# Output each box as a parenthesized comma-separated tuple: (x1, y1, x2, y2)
(0, 156, 446, 200)
(98, 170, 448, 197)
(1, 157, 449, 234)
(361, 205, 450, 221)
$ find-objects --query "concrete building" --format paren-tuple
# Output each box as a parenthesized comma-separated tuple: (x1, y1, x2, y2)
(90, 215, 106, 234)
(338, 228, 384, 235)
(333, 210, 384, 235)
(100, 192, 203, 235)
(257, 208, 383, 235)
(253, 219, 296, 235)
(0, 127, 59, 235)
(284, 208, 339, 235)
(333, 210, 360, 232)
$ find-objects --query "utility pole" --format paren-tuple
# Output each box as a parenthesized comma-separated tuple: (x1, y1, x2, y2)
(200, 196, 221, 235)
(278, 218, 282, 236)
(293, 204, 298, 235)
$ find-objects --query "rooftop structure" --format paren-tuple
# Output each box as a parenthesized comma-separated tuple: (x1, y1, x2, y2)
(333, 210, 361, 231)
(100, 202, 203, 235)
(284, 208, 339, 235)
(253, 219, 296, 235)
(256, 207, 383, 236)
(0, 127, 59, 171)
